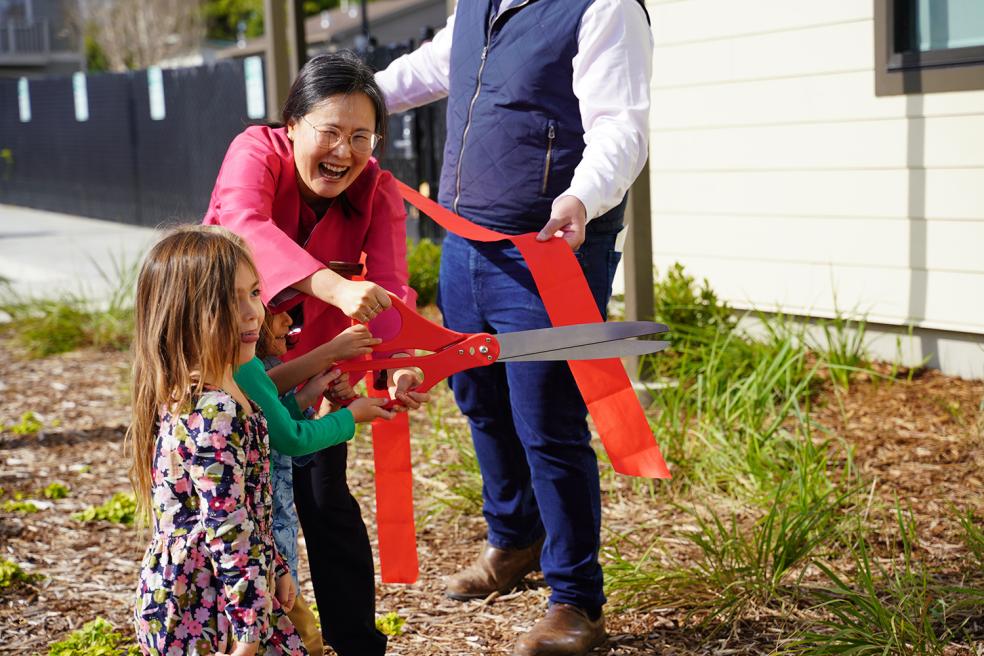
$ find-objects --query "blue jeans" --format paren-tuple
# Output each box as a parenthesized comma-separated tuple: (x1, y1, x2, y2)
(437, 228, 622, 612)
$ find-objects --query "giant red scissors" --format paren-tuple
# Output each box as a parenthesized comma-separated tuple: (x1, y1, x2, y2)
(336, 294, 668, 398)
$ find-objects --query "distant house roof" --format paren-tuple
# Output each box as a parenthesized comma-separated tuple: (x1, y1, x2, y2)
(216, 0, 447, 60)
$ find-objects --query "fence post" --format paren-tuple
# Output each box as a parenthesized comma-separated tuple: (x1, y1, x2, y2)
(264, 0, 290, 122)
(623, 160, 654, 381)
(287, 0, 307, 77)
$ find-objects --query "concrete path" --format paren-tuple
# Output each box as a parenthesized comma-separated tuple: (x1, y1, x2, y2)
(0, 204, 159, 304)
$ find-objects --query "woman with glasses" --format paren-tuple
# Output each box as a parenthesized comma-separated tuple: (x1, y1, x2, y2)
(203, 50, 426, 656)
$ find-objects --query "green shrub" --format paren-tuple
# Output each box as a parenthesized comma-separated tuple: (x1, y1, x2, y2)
(2, 500, 39, 513)
(407, 238, 441, 307)
(48, 618, 139, 656)
(43, 482, 71, 500)
(375, 611, 406, 636)
(4, 411, 44, 435)
(72, 492, 137, 525)
(0, 558, 42, 590)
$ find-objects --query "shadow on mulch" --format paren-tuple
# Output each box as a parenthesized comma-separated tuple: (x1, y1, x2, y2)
(0, 425, 125, 452)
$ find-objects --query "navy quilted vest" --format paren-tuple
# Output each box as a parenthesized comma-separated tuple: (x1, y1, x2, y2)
(438, 0, 626, 235)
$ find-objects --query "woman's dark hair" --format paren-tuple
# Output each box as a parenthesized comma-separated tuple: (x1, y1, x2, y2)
(281, 50, 388, 148)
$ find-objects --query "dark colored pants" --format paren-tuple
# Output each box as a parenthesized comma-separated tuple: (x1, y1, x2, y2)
(436, 228, 622, 612)
(293, 444, 387, 656)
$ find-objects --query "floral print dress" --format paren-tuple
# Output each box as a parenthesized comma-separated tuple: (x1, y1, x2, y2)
(134, 388, 307, 656)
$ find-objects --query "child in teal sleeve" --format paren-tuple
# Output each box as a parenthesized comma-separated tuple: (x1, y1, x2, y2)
(234, 311, 395, 656)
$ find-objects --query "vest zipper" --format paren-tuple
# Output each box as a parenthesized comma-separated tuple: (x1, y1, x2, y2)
(452, 0, 533, 214)
(541, 122, 556, 195)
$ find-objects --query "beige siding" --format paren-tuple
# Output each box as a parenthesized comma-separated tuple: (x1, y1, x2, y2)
(645, 0, 984, 336)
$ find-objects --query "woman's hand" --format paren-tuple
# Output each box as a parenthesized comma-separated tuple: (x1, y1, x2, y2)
(348, 397, 398, 423)
(326, 324, 382, 361)
(294, 369, 343, 411)
(276, 573, 296, 613)
(309, 269, 392, 322)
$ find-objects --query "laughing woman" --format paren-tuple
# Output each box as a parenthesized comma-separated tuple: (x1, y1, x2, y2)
(203, 51, 427, 656)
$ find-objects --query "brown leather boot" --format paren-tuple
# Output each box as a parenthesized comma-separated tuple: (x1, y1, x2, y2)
(511, 604, 606, 656)
(445, 537, 544, 600)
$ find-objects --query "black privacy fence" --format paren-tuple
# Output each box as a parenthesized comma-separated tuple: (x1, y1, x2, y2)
(0, 47, 447, 240)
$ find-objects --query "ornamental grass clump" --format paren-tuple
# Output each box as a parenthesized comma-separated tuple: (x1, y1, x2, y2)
(786, 505, 984, 656)
(0, 253, 138, 358)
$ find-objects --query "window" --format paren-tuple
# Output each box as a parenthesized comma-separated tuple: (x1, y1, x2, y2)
(875, 0, 984, 95)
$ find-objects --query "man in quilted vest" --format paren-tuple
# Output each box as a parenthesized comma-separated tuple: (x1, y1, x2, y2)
(377, 2, 653, 654)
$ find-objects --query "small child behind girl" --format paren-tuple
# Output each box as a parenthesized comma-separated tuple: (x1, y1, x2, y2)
(130, 225, 310, 656)
(233, 311, 394, 655)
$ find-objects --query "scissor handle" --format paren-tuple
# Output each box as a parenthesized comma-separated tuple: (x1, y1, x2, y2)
(371, 293, 467, 353)
(333, 294, 500, 400)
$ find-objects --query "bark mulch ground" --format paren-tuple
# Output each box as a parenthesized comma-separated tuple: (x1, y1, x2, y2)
(1, 336, 982, 655)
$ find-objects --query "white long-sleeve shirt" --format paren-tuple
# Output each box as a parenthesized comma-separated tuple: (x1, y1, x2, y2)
(375, 0, 653, 224)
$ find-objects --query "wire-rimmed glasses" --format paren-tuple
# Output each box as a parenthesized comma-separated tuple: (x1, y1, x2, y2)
(301, 115, 381, 155)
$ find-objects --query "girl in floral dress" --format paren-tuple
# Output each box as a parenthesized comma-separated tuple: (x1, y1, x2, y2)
(129, 225, 305, 656)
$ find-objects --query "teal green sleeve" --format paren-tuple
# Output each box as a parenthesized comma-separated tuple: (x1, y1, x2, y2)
(234, 357, 356, 456)
(282, 392, 305, 421)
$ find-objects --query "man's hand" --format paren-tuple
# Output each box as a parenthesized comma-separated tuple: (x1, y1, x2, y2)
(389, 368, 430, 410)
(536, 195, 587, 251)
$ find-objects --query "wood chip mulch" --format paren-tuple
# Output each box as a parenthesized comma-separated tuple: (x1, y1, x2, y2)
(1, 336, 982, 655)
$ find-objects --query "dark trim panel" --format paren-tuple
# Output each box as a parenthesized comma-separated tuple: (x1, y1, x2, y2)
(874, 0, 984, 96)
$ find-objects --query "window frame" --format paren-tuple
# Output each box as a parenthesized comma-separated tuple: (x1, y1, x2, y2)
(875, 0, 984, 96)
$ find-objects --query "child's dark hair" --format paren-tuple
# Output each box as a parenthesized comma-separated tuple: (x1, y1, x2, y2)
(256, 312, 278, 361)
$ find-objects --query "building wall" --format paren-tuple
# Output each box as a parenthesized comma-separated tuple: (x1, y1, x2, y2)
(644, 0, 984, 376)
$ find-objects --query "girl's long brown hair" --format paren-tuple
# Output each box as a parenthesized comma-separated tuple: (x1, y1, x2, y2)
(127, 225, 258, 521)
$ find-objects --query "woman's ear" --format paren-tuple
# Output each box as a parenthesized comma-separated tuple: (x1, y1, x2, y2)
(286, 119, 296, 142)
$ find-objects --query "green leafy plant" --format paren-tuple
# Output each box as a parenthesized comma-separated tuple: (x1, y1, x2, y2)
(48, 618, 139, 656)
(72, 492, 137, 525)
(407, 238, 441, 307)
(2, 500, 40, 513)
(4, 411, 44, 435)
(375, 611, 406, 636)
(43, 482, 71, 500)
(0, 558, 42, 590)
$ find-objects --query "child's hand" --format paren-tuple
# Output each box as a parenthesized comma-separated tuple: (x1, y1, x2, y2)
(327, 324, 381, 361)
(276, 573, 296, 613)
(348, 397, 397, 423)
(325, 373, 357, 403)
(219, 641, 258, 656)
(294, 369, 344, 411)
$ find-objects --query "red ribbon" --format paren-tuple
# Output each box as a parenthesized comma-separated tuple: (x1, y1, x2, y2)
(370, 182, 670, 583)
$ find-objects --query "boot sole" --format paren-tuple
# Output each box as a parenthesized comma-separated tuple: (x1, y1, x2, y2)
(444, 571, 533, 601)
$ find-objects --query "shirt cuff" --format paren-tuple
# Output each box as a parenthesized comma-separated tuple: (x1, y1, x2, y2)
(554, 186, 601, 224)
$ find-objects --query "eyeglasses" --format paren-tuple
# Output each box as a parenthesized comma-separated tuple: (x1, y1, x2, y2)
(301, 115, 381, 155)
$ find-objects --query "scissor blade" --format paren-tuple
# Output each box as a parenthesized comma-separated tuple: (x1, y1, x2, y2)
(496, 321, 668, 362)
(500, 339, 669, 362)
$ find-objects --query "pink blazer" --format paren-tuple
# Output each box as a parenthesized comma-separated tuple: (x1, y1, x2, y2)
(203, 125, 415, 358)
